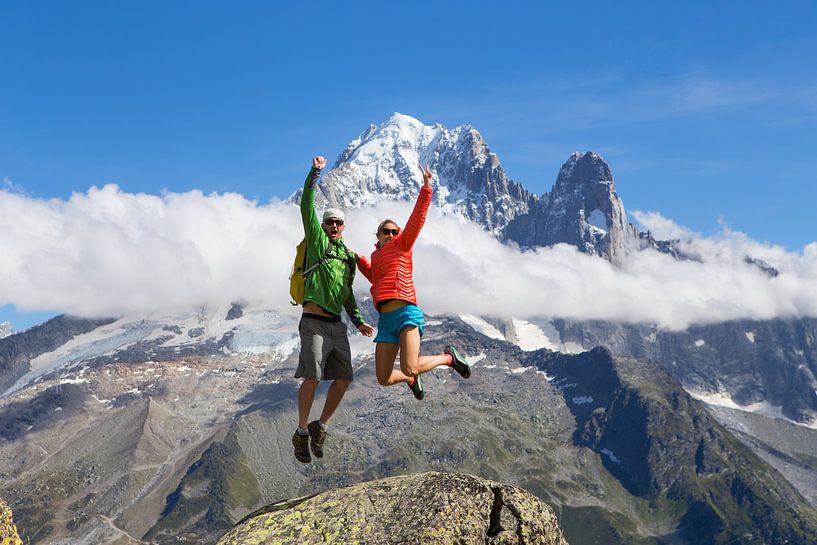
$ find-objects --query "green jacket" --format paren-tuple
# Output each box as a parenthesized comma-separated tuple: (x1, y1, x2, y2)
(300, 167, 365, 326)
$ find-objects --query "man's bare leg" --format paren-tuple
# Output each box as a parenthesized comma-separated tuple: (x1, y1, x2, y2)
(298, 378, 319, 429)
(319, 379, 351, 425)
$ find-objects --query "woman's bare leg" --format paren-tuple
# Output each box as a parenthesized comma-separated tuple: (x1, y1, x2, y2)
(398, 326, 450, 377)
(375, 342, 412, 386)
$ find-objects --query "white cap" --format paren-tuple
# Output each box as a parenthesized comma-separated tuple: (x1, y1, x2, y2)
(322, 208, 345, 222)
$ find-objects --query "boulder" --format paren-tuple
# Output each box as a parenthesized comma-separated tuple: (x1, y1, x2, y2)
(217, 472, 568, 545)
(0, 498, 22, 545)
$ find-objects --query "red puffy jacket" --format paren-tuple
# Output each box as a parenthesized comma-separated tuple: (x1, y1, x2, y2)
(357, 184, 432, 310)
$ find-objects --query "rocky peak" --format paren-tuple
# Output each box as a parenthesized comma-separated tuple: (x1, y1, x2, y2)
(217, 472, 569, 545)
(0, 322, 11, 339)
(332, 123, 378, 168)
(310, 112, 444, 209)
(504, 151, 636, 264)
(294, 113, 536, 235)
(549, 151, 632, 264)
(553, 151, 613, 192)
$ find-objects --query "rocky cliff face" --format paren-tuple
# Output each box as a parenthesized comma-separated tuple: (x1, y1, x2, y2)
(504, 152, 636, 264)
(530, 347, 817, 545)
(216, 472, 569, 545)
(0, 498, 22, 545)
(547, 317, 817, 424)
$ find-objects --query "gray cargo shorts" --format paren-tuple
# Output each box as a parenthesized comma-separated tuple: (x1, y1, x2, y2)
(295, 315, 354, 381)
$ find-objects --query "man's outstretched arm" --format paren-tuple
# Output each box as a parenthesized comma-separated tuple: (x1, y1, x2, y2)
(301, 156, 328, 245)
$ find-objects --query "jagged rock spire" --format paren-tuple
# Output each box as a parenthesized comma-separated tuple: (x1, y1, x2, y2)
(505, 151, 636, 264)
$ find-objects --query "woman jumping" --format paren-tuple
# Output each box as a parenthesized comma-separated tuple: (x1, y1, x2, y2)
(356, 165, 473, 399)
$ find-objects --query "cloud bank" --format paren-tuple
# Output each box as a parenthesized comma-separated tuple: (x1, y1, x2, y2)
(2, 185, 817, 330)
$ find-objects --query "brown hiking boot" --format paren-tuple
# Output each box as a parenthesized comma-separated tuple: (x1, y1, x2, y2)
(307, 420, 327, 458)
(292, 430, 311, 463)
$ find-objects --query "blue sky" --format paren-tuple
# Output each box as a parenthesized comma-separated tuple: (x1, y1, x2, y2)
(2, 0, 817, 329)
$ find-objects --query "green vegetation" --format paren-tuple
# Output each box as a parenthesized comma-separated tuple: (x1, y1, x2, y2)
(558, 505, 664, 545)
(145, 427, 261, 544)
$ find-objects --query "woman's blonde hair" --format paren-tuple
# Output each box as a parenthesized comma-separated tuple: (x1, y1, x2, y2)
(376, 219, 400, 235)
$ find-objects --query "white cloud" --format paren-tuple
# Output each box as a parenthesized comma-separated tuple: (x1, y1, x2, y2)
(630, 210, 693, 240)
(2, 186, 817, 331)
(1, 177, 26, 195)
(0, 185, 299, 317)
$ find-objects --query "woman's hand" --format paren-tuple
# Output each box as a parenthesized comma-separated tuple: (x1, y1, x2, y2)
(313, 156, 327, 170)
(420, 164, 433, 186)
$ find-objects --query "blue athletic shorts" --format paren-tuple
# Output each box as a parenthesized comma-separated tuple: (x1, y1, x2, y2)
(374, 304, 424, 344)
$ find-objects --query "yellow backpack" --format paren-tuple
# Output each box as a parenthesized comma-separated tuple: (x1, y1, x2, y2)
(289, 238, 334, 305)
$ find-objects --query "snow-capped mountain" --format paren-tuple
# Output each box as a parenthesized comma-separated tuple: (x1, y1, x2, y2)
(296, 112, 640, 263)
(301, 113, 536, 237)
(0, 322, 11, 339)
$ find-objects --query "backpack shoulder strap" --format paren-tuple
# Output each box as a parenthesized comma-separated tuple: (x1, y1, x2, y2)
(302, 239, 335, 276)
(338, 242, 357, 284)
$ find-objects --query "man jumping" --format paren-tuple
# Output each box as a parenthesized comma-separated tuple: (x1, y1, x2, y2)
(292, 155, 374, 463)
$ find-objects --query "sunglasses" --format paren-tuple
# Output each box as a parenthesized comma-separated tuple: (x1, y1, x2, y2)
(323, 219, 344, 227)
(380, 228, 400, 236)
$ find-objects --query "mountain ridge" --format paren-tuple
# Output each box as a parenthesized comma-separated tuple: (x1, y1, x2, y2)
(2, 307, 817, 544)
(293, 112, 641, 263)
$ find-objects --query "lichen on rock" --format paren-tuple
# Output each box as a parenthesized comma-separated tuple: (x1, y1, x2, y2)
(216, 471, 568, 545)
(0, 498, 23, 545)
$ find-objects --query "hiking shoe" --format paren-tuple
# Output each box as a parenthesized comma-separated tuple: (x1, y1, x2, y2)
(307, 420, 327, 459)
(445, 345, 472, 379)
(292, 431, 311, 463)
(408, 375, 424, 400)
